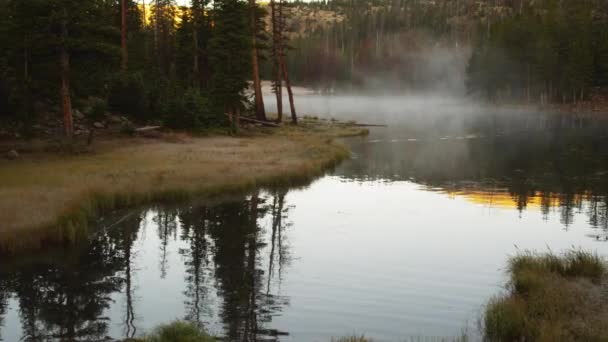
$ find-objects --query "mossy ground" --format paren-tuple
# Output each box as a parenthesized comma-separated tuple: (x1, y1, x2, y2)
(0, 119, 367, 254)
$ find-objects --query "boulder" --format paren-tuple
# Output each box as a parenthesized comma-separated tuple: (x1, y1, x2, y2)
(6, 149, 19, 160)
(93, 122, 105, 129)
(74, 109, 85, 120)
(108, 115, 123, 124)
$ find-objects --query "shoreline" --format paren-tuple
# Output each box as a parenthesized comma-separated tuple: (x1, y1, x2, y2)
(0, 119, 368, 254)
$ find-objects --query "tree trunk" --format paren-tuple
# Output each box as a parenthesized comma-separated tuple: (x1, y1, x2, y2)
(234, 106, 241, 134)
(121, 0, 128, 71)
(250, 0, 266, 121)
(276, 0, 296, 123)
(60, 8, 73, 139)
(142, 0, 146, 27)
(154, 0, 159, 55)
(23, 37, 29, 80)
(280, 57, 297, 124)
(271, 0, 283, 123)
(193, 28, 199, 86)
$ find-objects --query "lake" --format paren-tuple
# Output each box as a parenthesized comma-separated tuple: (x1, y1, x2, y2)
(1, 95, 608, 341)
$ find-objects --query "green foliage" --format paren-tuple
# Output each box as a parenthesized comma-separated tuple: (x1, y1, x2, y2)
(87, 98, 108, 123)
(467, 0, 608, 103)
(120, 121, 136, 136)
(143, 321, 215, 342)
(208, 0, 251, 123)
(163, 88, 215, 130)
(108, 73, 148, 120)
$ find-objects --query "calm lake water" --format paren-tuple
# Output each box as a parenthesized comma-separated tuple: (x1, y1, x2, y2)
(2, 95, 608, 341)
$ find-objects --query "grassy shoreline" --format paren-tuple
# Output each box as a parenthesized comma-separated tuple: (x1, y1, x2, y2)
(0, 120, 367, 254)
(484, 250, 608, 341)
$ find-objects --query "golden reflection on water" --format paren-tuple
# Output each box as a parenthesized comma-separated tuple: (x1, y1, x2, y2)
(439, 188, 582, 210)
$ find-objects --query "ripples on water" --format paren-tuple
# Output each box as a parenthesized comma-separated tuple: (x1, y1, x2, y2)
(1, 100, 608, 341)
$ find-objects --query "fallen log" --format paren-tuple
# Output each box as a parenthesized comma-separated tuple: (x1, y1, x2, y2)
(224, 114, 281, 127)
(354, 123, 388, 127)
(135, 126, 162, 132)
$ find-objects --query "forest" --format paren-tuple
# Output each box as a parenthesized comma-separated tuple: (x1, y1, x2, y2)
(283, 0, 608, 104)
(1, 0, 608, 140)
(0, 0, 298, 138)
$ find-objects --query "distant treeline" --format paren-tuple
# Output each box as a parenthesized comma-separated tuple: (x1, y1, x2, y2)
(467, 0, 608, 103)
(282, 0, 608, 104)
(279, 0, 475, 90)
(0, 0, 296, 136)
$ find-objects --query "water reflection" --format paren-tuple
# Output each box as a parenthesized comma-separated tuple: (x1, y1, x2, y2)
(1, 113, 608, 341)
(337, 117, 608, 239)
(0, 191, 292, 341)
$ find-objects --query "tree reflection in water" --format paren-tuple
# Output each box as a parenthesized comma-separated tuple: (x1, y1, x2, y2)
(0, 190, 292, 341)
(338, 117, 608, 239)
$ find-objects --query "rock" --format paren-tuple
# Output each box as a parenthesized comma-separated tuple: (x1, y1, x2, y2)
(74, 109, 85, 120)
(6, 149, 19, 160)
(109, 115, 123, 124)
(93, 122, 105, 129)
(75, 129, 89, 136)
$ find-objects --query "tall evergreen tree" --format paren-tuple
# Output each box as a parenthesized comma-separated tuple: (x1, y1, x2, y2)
(209, 0, 251, 132)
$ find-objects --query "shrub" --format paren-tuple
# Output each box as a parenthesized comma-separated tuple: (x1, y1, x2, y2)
(108, 72, 148, 120)
(87, 97, 108, 123)
(163, 88, 216, 130)
(120, 121, 136, 136)
(143, 321, 214, 342)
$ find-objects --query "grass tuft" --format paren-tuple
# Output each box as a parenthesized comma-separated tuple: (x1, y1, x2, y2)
(484, 249, 608, 341)
(142, 321, 214, 342)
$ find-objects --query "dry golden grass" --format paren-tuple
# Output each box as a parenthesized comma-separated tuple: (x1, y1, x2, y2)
(484, 250, 608, 341)
(0, 123, 367, 253)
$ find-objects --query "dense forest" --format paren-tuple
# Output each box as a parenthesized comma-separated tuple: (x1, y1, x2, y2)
(0, 0, 298, 137)
(282, 0, 608, 103)
(468, 0, 608, 104)
(1, 0, 608, 138)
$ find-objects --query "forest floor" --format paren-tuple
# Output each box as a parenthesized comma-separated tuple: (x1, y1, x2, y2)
(0, 118, 367, 254)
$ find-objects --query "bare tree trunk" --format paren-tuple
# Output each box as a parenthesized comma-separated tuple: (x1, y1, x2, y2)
(271, 0, 283, 123)
(154, 0, 159, 55)
(277, 0, 296, 124)
(60, 8, 73, 139)
(280, 58, 297, 124)
(234, 106, 241, 134)
(193, 29, 199, 85)
(250, 0, 266, 121)
(142, 0, 146, 27)
(23, 37, 29, 81)
(121, 0, 128, 71)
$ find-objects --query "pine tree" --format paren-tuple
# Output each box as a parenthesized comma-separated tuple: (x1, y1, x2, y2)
(209, 0, 251, 133)
(249, 0, 267, 121)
